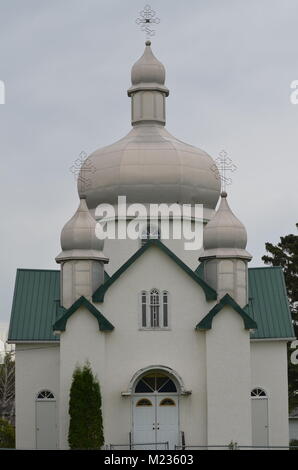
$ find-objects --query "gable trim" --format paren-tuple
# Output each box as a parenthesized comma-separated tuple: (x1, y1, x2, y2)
(92, 239, 217, 302)
(196, 293, 258, 330)
(53, 296, 114, 332)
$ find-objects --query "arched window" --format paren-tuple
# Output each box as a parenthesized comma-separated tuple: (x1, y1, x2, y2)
(136, 398, 153, 407)
(135, 372, 177, 394)
(140, 224, 160, 247)
(150, 289, 160, 327)
(141, 291, 147, 327)
(140, 290, 169, 329)
(251, 388, 267, 398)
(162, 291, 168, 327)
(160, 398, 176, 406)
(36, 390, 55, 400)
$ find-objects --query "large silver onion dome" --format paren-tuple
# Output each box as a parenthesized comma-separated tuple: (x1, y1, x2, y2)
(78, 41, 221, 211)
(78, 126, 220, 208)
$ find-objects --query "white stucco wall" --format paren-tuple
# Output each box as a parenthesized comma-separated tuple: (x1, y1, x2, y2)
(205, 307, 252, 446)
(58, 246, 212, 448)
(15, 343, 59, 449)
(250, 340, 289, 446)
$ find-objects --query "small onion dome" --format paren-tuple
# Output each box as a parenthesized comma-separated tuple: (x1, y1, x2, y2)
(128, 40, 169, 96)
(200, 192, 252, 260)
(56, 196, 108, 263)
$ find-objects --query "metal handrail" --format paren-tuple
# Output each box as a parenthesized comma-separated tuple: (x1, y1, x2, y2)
(110, 441, 169, 450)
(174, 444, 298, 450)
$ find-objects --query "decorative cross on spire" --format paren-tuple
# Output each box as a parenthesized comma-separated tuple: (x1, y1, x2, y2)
(135, 5, 160, 38)
(211, 150, 237, 192)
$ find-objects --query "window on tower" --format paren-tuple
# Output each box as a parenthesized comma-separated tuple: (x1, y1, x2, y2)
(140, 289, 169, 329)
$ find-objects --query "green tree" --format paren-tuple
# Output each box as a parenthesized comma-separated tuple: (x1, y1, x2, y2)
(262, 223, 298, 411)
(68, 362, 104, 449)
(0, 418, 15, 448)
(0, 351, 15, 423)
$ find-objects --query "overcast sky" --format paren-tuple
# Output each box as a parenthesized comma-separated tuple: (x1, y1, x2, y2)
(0, 0, 297, 324)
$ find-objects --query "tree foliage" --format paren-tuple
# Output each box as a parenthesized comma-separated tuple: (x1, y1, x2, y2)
(0, 352, 15, 424)
(262, 223, 298, 411)
(0, 418, 15, 448)
(68, 362, 104, 449)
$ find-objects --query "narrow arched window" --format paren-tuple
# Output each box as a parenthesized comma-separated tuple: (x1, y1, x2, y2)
(150, 289, 160, 327)
(163, 291, 168, 327)
(141, 291, 147, 327)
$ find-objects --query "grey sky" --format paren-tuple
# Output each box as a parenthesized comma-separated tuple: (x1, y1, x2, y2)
(0, 0, 297, 323)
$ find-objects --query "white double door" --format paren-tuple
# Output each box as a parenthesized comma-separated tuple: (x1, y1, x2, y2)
(132, 395, 179, 450)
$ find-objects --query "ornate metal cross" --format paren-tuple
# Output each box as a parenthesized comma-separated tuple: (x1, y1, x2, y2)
(135, 5, 160, 38)
(69, 151, 96, 193)
(211, 150, 237, 192)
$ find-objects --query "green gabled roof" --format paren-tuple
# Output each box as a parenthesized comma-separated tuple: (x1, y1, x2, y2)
(8, 260, 294, 342)
(92, 239, 217, 302)
(8, 269, 60, 342)
(245, 267, 295, 339)
(196, 293, 257, 330)
(53, 296, 114, 332)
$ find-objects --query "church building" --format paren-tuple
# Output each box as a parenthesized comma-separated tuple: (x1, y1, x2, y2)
(8, 40, 295, 450)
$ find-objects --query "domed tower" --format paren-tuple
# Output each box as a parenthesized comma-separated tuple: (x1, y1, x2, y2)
(199, 191, 252, 306)
(77, 41, 221, 271)
(56, 196, 108, 308)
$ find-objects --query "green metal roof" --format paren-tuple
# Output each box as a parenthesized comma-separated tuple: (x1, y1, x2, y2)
(8, 263, 295, 342)
(8, 269, 61, 342)
(8, 269, 111, 342)
(245, 267, 295, 340)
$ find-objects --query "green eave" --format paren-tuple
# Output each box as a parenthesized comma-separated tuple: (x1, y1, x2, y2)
(196, 293, 257, 330)
(53, 296, 114, 332)
(92, 239, 217, 302)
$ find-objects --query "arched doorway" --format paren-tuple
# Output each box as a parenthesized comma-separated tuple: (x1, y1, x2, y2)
(132, 370, 180, 449)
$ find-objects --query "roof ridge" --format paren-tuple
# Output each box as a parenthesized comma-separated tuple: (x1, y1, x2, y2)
(16, 268, 59, 273)
(248, 266, 282, 270)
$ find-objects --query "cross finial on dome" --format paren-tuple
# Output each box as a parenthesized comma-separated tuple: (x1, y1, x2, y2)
(211, 150, 237, 193)
(135, 5, 160, 39)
